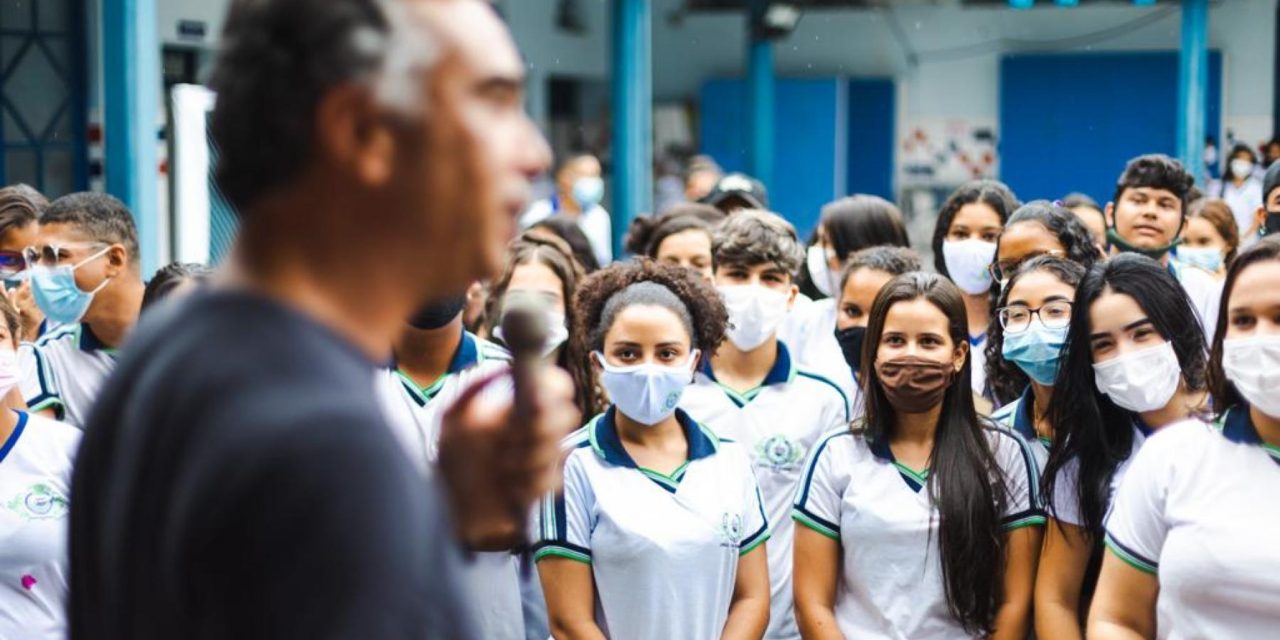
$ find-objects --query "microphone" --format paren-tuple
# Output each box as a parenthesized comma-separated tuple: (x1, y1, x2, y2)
(498, 300, 549, 571)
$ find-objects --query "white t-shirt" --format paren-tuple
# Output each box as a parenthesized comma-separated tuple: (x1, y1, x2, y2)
(1168, 259, 1223, 345)
(1212, 176, 1263, 244)
(793, 424, 1043, 640)
(534, 408, 769, 640)
(679, 342, 848, 639)
(1104, 411, 1280, 639)
(779, 298, 861, 416)
(990, 389, 1050, 472)
(18, 324, 116, 428)
(1049, 422, 1149, 527)
(374, 332, 523, 640)
(519, 197, 613, 267)
(0, 411, 80, 640)
(970, 332, 989, 400)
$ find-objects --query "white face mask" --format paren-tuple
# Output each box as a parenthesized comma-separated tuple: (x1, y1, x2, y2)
(596, 351, 699, 426)
(1092, 341, 1182, 413)
(806, 245, 837, 298)
(719, 284, 789, 352)
(494, 310, 568, 359)
(1230, 158, 1255, 179)
(942, 239, 997, 295)
(0, 348, 18, 398)
(1222, 334, 1280, 418)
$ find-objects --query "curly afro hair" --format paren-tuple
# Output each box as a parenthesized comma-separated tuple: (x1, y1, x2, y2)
(573, 258, 729, 365)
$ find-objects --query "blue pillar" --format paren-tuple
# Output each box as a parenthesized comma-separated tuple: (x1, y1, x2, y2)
(747, 0, 775, 190)
(611, 0, 652, 258)
(103, 0, 161, 276)
(1177, 0, 1209, 186)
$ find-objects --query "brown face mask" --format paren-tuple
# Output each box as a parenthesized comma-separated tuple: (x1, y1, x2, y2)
(875, 355, 957, 414)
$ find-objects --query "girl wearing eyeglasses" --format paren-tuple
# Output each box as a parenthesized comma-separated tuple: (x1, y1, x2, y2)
(1035, 254, 1210, 639)
(988, 256, 1086, 469)
(984, 201, 1103, 408)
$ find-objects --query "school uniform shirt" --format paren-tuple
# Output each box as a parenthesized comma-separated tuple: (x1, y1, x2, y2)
(1103, 410, 1280, 639)
(679, 342, 849, 639)
(374, 332, 524, 640)
(1212, 176, 1263, 245)
(0, 411, 81, 640)
(793, 424, 1043, 640)
(519, 196, 613, 266)
(375, 331, 511, 472)
(1049, 421, 1150, 527)
(970, 333, 989, 401)
(18, 324, 116, 428)
(1168, 258, 1223, 344)
(991, 388, 1050, 471)
(534, 408, 769, 640)
(778, 298, 860, 415)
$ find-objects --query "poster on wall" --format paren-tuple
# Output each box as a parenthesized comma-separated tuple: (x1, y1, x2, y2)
(900, 118, 998, 187)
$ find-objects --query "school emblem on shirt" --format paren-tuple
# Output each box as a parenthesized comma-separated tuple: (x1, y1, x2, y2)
(5, 484, 69, 521)
(719, 513, 744, 549)
(756, 435, 806, 470)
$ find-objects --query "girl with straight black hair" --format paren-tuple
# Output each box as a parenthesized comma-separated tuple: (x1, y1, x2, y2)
(1036, 254, 1210, 639)
(931, 180, 1020, 401)
(985, 201, 1101, 406)
(793, 272, 1041, 640)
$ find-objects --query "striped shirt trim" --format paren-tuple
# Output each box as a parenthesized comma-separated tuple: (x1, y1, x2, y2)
(532, 541, 592, 565)
(796, 371, 851, 422)
(1104, 532, 1158, 575)
(792, 506, 839, 541)
(795, 429, 852, 509)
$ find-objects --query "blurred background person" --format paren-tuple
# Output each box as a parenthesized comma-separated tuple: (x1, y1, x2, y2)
(140, 262, 212, 312)
(521, 153, 612, 267)
(1177, 198, 1239, 278)
(624, 204, 724, 281)
(1210, 142, 1264, 241)
(0, 185, 47, 341)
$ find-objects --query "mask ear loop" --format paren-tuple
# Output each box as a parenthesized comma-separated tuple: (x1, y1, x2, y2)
(70, 245, 116, 296)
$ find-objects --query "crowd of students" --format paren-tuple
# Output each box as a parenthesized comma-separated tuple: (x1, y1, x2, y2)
(1, 43, 1280, 640)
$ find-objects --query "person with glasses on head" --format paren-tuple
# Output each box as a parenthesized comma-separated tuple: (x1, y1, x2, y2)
(0, 185, 48, 341)
(1036, 254, 1210, 640)
(1088, 238, 1280, 639)
(988, 256, 1086, 469)
(16, 192, 144, 428)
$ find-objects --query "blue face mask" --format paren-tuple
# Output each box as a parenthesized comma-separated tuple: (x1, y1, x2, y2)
(1001, 323, 1068, 386)
(29, 247, 112, 326)
(571, 177, 605, 209)
(1176, 246, 1224, 273)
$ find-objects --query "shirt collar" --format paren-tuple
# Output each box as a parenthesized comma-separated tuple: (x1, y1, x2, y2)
(699, 341, 795, 387)
(1221, 406, 1280, 466)
(1012, 388, 1038, 443)
(448, 331, 481, 375)
(78, 324, 112, 353)
(589, 406, 720, 468)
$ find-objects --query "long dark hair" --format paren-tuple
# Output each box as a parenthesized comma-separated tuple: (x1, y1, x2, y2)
(1208, 238, 1280, 411)
(797, 195, 911, 299)
(859, 272, 1007, 635)
(984, 256, 1086, 406)
(931, 180, 1019, 278)
(1043, 254, 1209, 537)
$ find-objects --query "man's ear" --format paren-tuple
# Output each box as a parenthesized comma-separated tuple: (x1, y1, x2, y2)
(314, 85, 397, 188)
(1104, 201, 1116, 228)
(103, 244, 128, 278)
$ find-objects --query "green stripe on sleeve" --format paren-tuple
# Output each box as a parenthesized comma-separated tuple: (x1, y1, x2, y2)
(739, 533, 769, 556)
(1104, 535, 1158, 575)
(792, 509, 839, 541)
(534, 546, 592, 565)
(1002, 514, 1047, 531)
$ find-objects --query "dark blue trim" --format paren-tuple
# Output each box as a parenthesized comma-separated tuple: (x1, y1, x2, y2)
(987, 425, 1043, 508)
(1011, 389, 1038, 446)
(796, 430, 850, 507)
(1001, 507, 1045, 526)
(1221, 405, 1280, 467)
(448, 331, 481, 375)
(868, 435, 925, 493)
(0, 411, 28, 464)
(78, 324, 109, 352)
(531, 540, 592, 558)
(793, 503, 839, 535)
(700, 342, 793, 388)
(968, 333, 986, 347)
(797, 371, 851, 422)
(1105, 531, 1159, 571)
(1133, 416, 1154, 438)
(740, 520, 769, 551)
(593, 407, 718, 468)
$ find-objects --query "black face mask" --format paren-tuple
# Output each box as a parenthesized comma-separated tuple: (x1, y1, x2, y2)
(408, 295, 467, 330)
(834, 325, 867, 377)
(1264, 212, 1280, 237)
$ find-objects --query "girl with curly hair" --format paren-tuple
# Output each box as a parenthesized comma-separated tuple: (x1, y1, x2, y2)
(535, 259, 771, 640)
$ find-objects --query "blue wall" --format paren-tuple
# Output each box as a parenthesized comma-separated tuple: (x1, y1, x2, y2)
(701, 76, 895, 239)
(999, 51, 1222, 205)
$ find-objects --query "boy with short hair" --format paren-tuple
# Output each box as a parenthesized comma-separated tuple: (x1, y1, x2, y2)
(679, 209, 848, 640)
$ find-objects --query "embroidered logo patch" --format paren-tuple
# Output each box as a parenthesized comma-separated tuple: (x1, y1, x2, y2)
(5, 484, 69, 521)
(756, 434, 806, 470)
(719, 512, 744, 549)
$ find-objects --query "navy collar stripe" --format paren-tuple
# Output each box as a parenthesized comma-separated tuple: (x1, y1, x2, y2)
(591, 407, 719, 470)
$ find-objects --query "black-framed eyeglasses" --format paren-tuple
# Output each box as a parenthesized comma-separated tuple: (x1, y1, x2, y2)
(988, 249, 1067, 283)
(997, 300, 1073, 334)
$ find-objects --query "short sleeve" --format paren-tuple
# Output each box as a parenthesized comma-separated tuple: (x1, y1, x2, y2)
(19, 343, 61, 415)
(991, 428, 1045, 530)
(534, 453, 594, 565)
(1103, 432, 1177, 576)
(739, 460, 770, 556)
(791, 432, 849, 541)
(1049, 457, 1084, 527)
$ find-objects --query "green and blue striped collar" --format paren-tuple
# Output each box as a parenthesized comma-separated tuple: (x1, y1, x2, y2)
(1221, 405, 1280, 466)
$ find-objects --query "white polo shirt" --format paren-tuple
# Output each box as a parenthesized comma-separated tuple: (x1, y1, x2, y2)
(679, 342, 848, 639)
(1168, 258, 1223, 344)
(373, 331, 522, 640)
(18, 324, 116, 428)
(1049, 420, 1150, 527)
(777, 298, 860, 414)
(519, 196, 613, 266)
(792, 424, 1043, 640)
(991, 388, 1050, 471)
(375, 331, 510, 472)
(1104, 410, 1280, 639)
(534, 408, 769, 640)
(0, 411, 80, 640)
